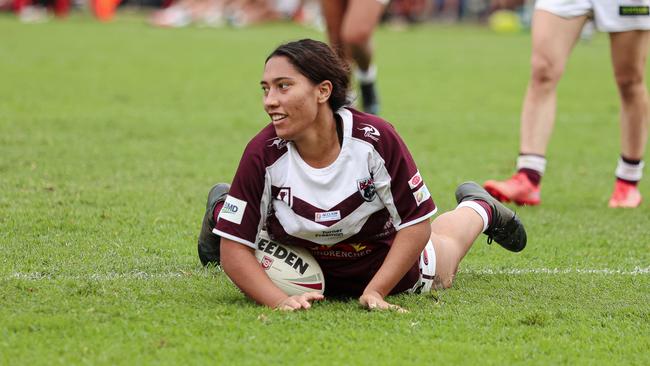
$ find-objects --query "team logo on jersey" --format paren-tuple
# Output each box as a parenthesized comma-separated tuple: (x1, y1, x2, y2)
(408, 170, 423, 189)
(267, 137, 288, 149)
(413, 184, 431, 207)
(357, 124, 380, 141)
(261, 255, 274, 270)
(219, 195, 247, 224)
(276, 187, 292, 207)
(357, 177, 377, 202)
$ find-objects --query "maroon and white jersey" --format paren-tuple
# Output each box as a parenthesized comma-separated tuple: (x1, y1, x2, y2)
(215, 108, 437, 295)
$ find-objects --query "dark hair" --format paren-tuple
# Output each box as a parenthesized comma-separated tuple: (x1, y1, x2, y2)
(266, 39, 350, 111)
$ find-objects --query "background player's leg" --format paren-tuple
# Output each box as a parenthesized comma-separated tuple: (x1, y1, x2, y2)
(341, 0, 386, 114)
(484, 10, 587, 205)
(320, 0, 347, 57)
(608, 30, 650, 207)
(340, 0, 385, 71)
(520, 10, 586, 155)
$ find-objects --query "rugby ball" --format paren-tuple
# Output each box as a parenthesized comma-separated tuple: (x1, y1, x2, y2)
(254, 232, 325, 296)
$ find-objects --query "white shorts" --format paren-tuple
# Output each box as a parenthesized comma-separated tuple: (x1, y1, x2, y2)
(408, 240, 437, 294)
(535, 0, 650, 32)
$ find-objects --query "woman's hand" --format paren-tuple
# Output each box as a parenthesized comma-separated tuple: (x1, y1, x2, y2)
(359, 290, 408, 313)
(275, 292, 325, 311)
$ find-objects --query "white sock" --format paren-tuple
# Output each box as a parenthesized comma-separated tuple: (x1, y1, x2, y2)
(516, 154, 546, 175)
(355, 65, 377, 84)
(457, 201, 489, 233)
(615, 157, 644, 182)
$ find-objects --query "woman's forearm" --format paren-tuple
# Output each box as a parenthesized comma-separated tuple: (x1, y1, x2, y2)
(221, 238, 289, 308)
(363, 220, 431, 297)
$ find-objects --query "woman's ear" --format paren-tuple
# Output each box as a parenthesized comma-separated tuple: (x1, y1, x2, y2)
(317, 80, 333, 104)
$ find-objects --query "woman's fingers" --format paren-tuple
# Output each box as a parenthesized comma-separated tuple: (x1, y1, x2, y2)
(275, 292, 324, 311)
(359, 293, 408, 312)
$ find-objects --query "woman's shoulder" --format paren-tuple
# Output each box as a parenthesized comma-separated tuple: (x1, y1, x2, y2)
(241, 123, 288, 165)
(346, 107, 400, 145)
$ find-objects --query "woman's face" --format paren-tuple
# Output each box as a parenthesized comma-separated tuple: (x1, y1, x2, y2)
(261, 56, 321, 141)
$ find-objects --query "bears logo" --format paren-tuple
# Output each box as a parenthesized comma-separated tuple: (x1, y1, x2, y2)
(357, 177, 376, 202)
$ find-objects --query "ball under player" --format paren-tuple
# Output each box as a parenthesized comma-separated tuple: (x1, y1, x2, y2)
(197, 39, 527, 311)
(484, 0, 650, 208)
(320, 0, 386, 115)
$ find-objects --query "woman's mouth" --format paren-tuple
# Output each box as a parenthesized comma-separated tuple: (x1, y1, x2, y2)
(270, 113, 287, 123)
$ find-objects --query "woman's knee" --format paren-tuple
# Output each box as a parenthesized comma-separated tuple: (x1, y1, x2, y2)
(340, 24, 373, 48)
(614, 69, 646, 99)
(529, 54, 564, 89)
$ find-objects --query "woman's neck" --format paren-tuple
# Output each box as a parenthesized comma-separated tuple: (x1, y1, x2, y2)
(294, 108, 341, 169)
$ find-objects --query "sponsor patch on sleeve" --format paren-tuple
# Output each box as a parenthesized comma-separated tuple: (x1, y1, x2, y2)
(218, 195, 247, 225)
(413, 184, 431, 206)
(408, 170, 423, 189)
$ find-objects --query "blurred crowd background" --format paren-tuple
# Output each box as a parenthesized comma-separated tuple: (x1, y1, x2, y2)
(0, 0, 530, 31)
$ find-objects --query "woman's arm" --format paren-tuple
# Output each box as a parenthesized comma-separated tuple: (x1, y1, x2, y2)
(359, 219, 431, 310)
(221, 238, 324, 310)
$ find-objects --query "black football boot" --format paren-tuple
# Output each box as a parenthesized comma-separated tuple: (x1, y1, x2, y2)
(455, 181, 527, 252)
(197, 183, 230, 266)
(360, 81, 380, 115)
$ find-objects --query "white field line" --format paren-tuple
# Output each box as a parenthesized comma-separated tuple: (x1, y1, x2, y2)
(5, 271, 216, 281)
(4, 267, 649, 281)
(460, 267, 650, 275)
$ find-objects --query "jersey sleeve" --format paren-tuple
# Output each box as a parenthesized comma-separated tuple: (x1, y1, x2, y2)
(372, 124, 437, 230)
(214, 141, 267, 248)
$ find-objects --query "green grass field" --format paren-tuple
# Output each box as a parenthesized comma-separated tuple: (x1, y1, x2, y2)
(1, 13, 649, 365)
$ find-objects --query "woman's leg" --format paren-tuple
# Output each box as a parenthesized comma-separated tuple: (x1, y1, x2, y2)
(338, 0, 386, 114)
(610, 30, 650, 162)
(320, 0, 347, 57)
(340, 0, 386, 70)
(519, 10, 587, 156)
(607, 30, 650, 207)
(484, 10, 587, 205)
(430, 208, 483, 289)
(430, 182, 527, 289)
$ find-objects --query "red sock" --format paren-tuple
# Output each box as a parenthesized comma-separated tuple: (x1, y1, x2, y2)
(518, 168, 542, 186)
(616, 178, 638, 187)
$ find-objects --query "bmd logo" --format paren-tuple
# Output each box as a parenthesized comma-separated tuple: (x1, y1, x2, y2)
(222, 202, 239, 214)
(219, 196, 246, 225)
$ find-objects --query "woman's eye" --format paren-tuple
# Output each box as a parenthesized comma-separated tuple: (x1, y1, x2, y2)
(278, 82, 289, 90)
(261, 86, 269, 94)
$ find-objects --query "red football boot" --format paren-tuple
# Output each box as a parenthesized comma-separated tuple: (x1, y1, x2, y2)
(608, 180, 642, 208)
(484, 172, 541, 206)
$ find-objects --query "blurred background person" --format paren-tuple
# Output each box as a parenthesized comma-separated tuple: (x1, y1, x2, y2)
(484, 1, 650, 208)
(149, 0, 303, 28)
(11, 0, 70, 22)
